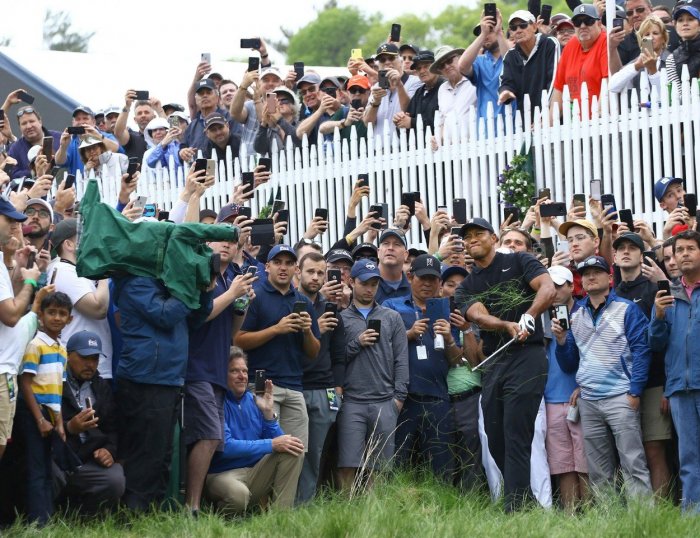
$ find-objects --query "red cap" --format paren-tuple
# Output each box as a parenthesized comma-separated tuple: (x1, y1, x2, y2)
(672, 223, 689, 236)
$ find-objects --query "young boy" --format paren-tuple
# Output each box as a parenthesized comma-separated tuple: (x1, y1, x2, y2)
(16, 291, 73, 525)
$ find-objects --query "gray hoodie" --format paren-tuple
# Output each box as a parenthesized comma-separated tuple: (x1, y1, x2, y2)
(340, 302, 409, 403)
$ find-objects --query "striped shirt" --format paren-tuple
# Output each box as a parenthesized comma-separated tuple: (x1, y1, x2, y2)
(20, 332, 67, 413)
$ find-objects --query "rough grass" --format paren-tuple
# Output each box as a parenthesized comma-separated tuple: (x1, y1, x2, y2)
(5, 473, 700, 537)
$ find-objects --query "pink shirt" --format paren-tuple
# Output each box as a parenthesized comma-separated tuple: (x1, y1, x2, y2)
(681, 276, 700, 300)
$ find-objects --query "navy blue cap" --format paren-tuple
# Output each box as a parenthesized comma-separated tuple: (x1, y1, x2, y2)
(654, 177, 684, 202)
(409, 254, 441, 277)
(576, 255, 610, 274)
(350, 258, 382, 282)
(195, 78, 217, 92)
(216, 203, 241, 223)
(376, 43, 399, 56)
(461, 217, 495, 235)
(66, 330, 104, 357)
(612, 232, 644, 251)
(441, 264, 468, 282)
(351, 242, 378, 260)
(674, 1, 700, 20)
(0, 197, 28, 222)
(325, 249, 353, 264)
(379, 228, 407, 247)
(72, 105, 95, 117)
(267, 244, 297, 262)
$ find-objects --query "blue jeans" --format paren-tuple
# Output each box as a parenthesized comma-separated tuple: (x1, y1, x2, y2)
(670, 390, 700, 513)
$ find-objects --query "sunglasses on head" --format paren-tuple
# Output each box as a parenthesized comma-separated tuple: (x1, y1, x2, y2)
(573, 16, 597, 27)
(626, 6, 647, 17)
(509, 22, 530, 31)
(17, 107, 36, 118)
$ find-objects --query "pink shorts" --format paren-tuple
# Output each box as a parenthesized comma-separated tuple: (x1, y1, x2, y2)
(545, 402, 588, 475)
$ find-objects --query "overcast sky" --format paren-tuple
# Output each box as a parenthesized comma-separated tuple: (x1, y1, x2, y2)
(4, 0, 474, 62)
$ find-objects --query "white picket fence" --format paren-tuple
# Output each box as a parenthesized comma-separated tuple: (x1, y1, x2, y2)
(76, 73, 700, 252)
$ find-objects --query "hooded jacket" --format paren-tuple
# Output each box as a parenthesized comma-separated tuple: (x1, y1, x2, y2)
(666, 33, 700, 89)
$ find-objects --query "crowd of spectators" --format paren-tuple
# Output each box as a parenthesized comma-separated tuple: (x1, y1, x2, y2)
(1, 0, 700, 527)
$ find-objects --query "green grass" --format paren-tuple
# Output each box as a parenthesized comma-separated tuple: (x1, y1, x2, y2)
(5, 473, 700, 537)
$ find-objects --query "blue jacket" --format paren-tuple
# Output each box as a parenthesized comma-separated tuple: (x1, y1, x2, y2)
(146, 141, 181, 169)
(209, 390, 284, 473)
(649, 280, 700, 397)
(113, 276, 212, 386)
(556, 290, 651, 400)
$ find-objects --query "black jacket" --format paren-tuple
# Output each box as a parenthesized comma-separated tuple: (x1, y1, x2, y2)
(406, 77, 445, 134)
(61, 374, 119, 464)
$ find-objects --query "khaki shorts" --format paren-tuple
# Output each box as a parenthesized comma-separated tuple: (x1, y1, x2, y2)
(0, 374, 17, 446)
(640, 386, 673, 442)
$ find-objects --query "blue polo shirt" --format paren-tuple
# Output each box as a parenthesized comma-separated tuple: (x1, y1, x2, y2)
(466, 51, 515, 131)
(59, 131, 120, 175)
(240, 279, 320, 391)
(376, 273, 411, 305)
(187, 263, 241, 388)
(383, 295, 458, 401)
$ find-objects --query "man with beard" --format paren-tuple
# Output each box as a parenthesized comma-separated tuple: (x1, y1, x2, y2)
(393, 51, 444, 135)
(459, 8, 512, 129)
(22, 199, 53, 252)
(203, 113, 241, 163)
(113, 92, 157, 161)
(181, 80, 236, 161)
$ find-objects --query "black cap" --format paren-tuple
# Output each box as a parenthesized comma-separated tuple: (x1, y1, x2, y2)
(461, 217, 495, 235)
(612, 232, 644, 251)
(195, 78, 217, 93)
(410, 50, 435, 70)
(399, 43, 419, 54)
(576, 255, 610, 275)
(376, 43, 399, 56)
(409, 254, 442, 277)
(325, 249, 353, 264)
(52, 218, 78, 255)
(408, 247, 427, 257)
(351, 242, 378, 260)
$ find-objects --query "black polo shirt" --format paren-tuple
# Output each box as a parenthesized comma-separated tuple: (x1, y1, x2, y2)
(455, 251, 547, 355)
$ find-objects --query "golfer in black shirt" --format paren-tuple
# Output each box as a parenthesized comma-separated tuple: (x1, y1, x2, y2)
(454, 218, 555, 512)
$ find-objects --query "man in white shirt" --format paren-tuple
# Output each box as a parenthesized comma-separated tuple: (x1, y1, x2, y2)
(47, 219, 113, 378)
(431, 45, 477, 141)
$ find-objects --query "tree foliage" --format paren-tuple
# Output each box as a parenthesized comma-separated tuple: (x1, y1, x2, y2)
(43, 10, 94, 53)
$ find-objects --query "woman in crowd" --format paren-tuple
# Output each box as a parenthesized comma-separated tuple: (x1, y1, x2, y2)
(253, 86, 301, 156)
(144, 117, 181, 172)
(666, 3, 700, 90)
(79, 137, 128, 179)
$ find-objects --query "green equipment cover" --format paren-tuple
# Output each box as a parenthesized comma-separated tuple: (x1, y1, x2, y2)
(76, 179, 238, 309)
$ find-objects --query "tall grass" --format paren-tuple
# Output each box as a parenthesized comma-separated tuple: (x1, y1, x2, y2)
(5, 472, 700, 537)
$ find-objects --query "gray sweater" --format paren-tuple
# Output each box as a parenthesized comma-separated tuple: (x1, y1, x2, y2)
(340, 303, 409, 403)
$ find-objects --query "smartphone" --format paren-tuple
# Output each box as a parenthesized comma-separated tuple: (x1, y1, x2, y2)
(368, 319, 381, 336)
(168, 115, 179, 129)
(0, 109, 4, 121)
(250, 218, 275, 245)
(67, 126, 86, 135)
(533, 242, 545, 257)
(241, 38, 261, 49)
(538, 187, 551, 200)
(531, 196, 539, 207)
(601, 194, 617, 216)
(449, 296, 457, 313)
(453, 198, 467, 224)
(248, 57, 260, 72)
(641, 37, 654, 56)
(351, 48, 363, 59)
(484, 3, 497, 19)
(378, 70, 390, 90)
(26, 251, 36, 269)
(206, 158, 217, 178)
(42, 136, 54, 161)
(684, 193, 697, 217)
(241, 172, 255, 196)
(134, 90, 149, 100)
(49, 269, 58, 285)
(657, 280, 671, 295)
(239, 206, 252, 218)
(321, 86, 337, 97)
(553, 304, 570, 330)
(293, 61, 305, 79)
(590, 179, 602, 201)
(503, 207, 520, 223)
(64, 174, 76, 189)
(257, 157, 272, 172)
(451, 226, 463, 238)
(324, 302, 338, 315)
(126, 158, 140, 181)
(272, 199, 286, 215)
(158, 211, 170, 221)
(194, 158, 207, 173)
(85, 396, 93, 410)
(643, 250, 656, 267)
(293, 301, 307, 314)
(254, 370, 266, 395)
(201, 52, 211, 64)
(618, 209, 635, 230)
(134, 196, 148, 210)
(539, 202, 567, 218)
(351, 99, 362, 110)
(327, 269, 342, 284)
(540, 4, 552, 25)
(315, 208, 328, 220)
(401, 192, 416, 215)
(17, 90, 35, 104)
(613, 17, 625, 29)
(390, 23, 401, 42)
(573, 194, 586, 209)
(369, 204, 384, 229)
(143, 203, 157, 218)
(358, 173, 369, 188)
(266, 92, 277, 114)
(277, 209, 289, 224)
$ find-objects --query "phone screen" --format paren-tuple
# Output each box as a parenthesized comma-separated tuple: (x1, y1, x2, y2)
(590, 179, 602, 201)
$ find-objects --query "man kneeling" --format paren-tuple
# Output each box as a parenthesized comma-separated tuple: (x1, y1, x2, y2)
(205, 348, 304, 513)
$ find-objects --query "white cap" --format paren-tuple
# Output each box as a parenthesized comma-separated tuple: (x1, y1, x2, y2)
(548, 265, 574, 285)
(25, 198, 54, 222)
(27, 145, 42, 164)
(260, 67, 283, 81)
(509, 10, 536, 24)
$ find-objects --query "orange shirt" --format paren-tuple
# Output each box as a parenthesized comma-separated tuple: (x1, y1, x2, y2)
(554, 31, 608, 111)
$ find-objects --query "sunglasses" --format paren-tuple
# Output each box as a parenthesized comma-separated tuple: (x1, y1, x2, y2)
(509, 22, 530, 31)
(626, 6, 647, 17)
(349, 88, 367, 95)
(573, 16, 597, 27)
(17, 107, 36, 118)
(277, 98, 291, 105)
(660, 16, 672, 24)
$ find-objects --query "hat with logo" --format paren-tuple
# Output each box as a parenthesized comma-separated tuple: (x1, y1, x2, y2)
(27, 145, 41, 164)
(379, 228, 407, 247)
(350, 258, 382, 281)
(461, 217, 495, 235)
(66, 330, 105, 357)
(376, 43, 400, 57)
(326, 249, 353, 264)
(409, 254, 442, 277)
(351, 242, 379, 260)
(399, 43, 420, 54)
(267, 244, 298, 262)
(654, 176, 684, 202)
(612, 232, 644, 251)
(204, 113, 227, 130)
(430, 45, 466, 74)
(509, 10, 536, 24)
(72, 105, 95, 117)
(548, 265, 574, 285)
(216, 203, 242, 223)
(576, 255, 610, 275)
(571, 4, 600, 22)
(410, 50, 436, 69)
(195, 78, 217, 93)
(674, 0, 700, 20)
(0, 196, 28, 222)
(297, 73, 322, 87)
(558, 218, 599, 238)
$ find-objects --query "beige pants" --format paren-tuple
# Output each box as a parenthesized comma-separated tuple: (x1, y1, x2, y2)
(205, 452, 303, 513)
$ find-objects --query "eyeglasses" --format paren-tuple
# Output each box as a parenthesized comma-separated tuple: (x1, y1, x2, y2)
(298, 86, 317, 96)
(349, 88, 367, 95)
(509, 22, 530, 31)
(573, 17, 597, 27)
(25, 207, 50, 218)
(17, 107, 36, 118)
(626, 6, 648, 17)
(566, 234, 592, 243)
(277, 98, 291, 105)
